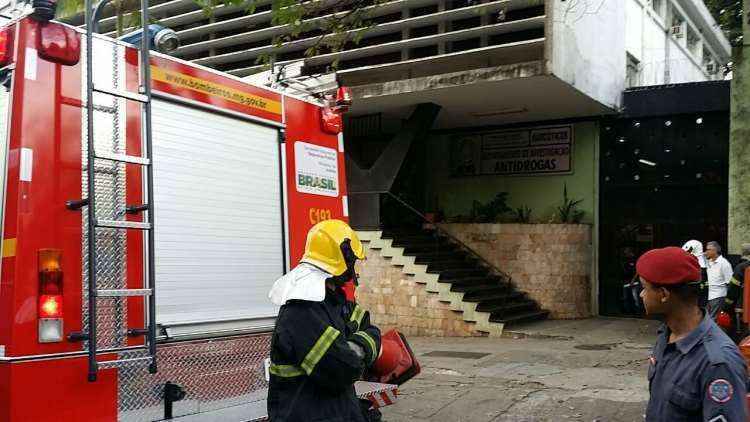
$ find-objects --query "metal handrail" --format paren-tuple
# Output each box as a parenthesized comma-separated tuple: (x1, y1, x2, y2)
(378, 191, 512, 281)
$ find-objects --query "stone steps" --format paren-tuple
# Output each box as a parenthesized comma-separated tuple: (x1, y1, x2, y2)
(490, 309, 550, 325)
(357, 230, 505, 336)
(359, 227, 551, 334)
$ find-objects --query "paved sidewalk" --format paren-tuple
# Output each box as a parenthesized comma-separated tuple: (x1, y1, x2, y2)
(381, 317, 661, 422)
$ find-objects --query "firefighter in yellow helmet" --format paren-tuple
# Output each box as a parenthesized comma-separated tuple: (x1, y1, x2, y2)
(267, 219, 381, 422)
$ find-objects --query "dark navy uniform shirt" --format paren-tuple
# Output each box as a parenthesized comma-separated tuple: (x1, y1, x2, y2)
(647, 312, 748, 421)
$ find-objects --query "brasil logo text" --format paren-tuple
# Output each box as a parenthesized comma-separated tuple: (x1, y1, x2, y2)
(298, 175, 337, 191)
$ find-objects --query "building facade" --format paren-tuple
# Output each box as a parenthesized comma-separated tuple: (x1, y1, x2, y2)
(47, 0, 733, 329)
(60, 0, 727, 93)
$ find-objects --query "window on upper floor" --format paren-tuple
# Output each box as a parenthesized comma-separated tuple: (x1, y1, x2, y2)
(670, 9, 685, 40)
(626, 53, 642, 88)
(671, 10, 684, 27)
(651, 0, 665, 19)
(687, 26, 700, 56)
(703, 49, 719, 76)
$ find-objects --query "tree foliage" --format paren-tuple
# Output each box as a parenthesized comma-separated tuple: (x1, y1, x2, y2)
(56, 0, 144, 36)
(56, 0, 387, 67)
(704, 0, 744, 46)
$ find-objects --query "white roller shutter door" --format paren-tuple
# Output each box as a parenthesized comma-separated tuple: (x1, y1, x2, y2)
(151, 99, 283, 334)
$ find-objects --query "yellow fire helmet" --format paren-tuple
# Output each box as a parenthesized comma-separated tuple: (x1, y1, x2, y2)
(301, 219, 365, 276)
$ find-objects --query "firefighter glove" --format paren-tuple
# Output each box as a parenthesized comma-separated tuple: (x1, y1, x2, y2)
(346, 320, 359, 336)
(349, 331, 378, 366)
(347, 341, 366, 361)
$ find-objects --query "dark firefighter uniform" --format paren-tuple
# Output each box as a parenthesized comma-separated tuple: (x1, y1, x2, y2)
(266, 219, 381, 422)
(647, 313, 748, 421)
(638, 247, 748, 422)
(722, 256, 750, 314)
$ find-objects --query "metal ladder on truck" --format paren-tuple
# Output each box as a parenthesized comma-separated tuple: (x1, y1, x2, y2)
(67, 0, 158, 382)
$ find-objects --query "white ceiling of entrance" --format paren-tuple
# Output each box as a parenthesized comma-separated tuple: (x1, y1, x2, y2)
(344, 74, 614, 129)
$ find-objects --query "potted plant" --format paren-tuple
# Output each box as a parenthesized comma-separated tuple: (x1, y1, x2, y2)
(557, 183, 585, 223)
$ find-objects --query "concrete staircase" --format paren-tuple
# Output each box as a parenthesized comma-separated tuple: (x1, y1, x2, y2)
(358, 227, 549, 337)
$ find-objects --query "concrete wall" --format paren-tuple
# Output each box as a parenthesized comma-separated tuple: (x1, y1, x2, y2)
(624, 0, 719, 86)
(548, 0, 626, 109)
(548, 0, 725, 104)
(441, 223, 593, 319)
(425, 121, 598, 224)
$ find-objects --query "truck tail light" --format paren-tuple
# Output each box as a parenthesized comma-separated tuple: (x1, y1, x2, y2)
(38, 249, 63, 343)
(0, 28, 14, 67)
(36, 21, 80, 66)
(39, 294, 62, 317)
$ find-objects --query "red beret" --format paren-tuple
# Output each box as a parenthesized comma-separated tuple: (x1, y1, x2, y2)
(636, 246, 701, 285)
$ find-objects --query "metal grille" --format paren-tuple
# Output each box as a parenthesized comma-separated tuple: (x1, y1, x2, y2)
(119, 334, 271, 421)
(81, 37, 130, 351)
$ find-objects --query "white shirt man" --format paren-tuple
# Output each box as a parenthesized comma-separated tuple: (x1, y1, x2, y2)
(706, 241, 733, 319)
(707, 256, 733, 299)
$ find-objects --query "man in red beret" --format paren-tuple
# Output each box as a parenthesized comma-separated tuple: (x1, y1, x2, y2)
(638, 246, 747, 421)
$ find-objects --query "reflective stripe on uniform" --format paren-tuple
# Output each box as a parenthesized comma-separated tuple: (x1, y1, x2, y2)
(350, 305, 365, 326)
(730, 277, 742, 286)
(301, 326, 341, 375)
(270, 364, 305, 378)
(270, 326, 342, 377)
(354, 331, 377, 363)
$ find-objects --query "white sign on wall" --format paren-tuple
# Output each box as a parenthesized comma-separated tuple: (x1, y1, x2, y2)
(451, 125, 574, 177)
(481, 126, 573, 175)
(294, 141, 339, 197)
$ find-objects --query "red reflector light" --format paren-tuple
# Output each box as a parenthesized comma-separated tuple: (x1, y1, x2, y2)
(37, 21, 80, 66)
(335, 86, 352, 111)
(39, 294, 62, 318)
(0, 28, 14, 66)
(321, 107, 343, 134)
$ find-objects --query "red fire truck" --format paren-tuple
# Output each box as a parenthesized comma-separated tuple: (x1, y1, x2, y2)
(0, 5, 402, 421)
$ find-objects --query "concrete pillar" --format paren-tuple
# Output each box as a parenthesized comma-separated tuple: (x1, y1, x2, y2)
(480, 0, 489, 47)
(401, 7, 410, 61)
(208, 15, 216, 57)
(437, 0, 447, 54)
(663, 1, 672, 84)
(347, 103, 442, 230)
(728, 0, 750, 254)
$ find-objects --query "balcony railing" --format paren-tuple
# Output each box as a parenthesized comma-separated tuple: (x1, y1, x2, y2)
(91, 0, 545, 78)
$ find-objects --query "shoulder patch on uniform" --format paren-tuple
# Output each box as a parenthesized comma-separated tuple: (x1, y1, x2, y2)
(708, 379, 734, 404)
(708, 416, 727, 422)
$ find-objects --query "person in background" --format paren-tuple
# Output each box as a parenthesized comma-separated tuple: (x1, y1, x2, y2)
(683, 240, 709, 308)
(638, 247, 747, 421)
(621, 246, 642, 315)
(705, 241, 733, 320)
(721, 243, 750, 339)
